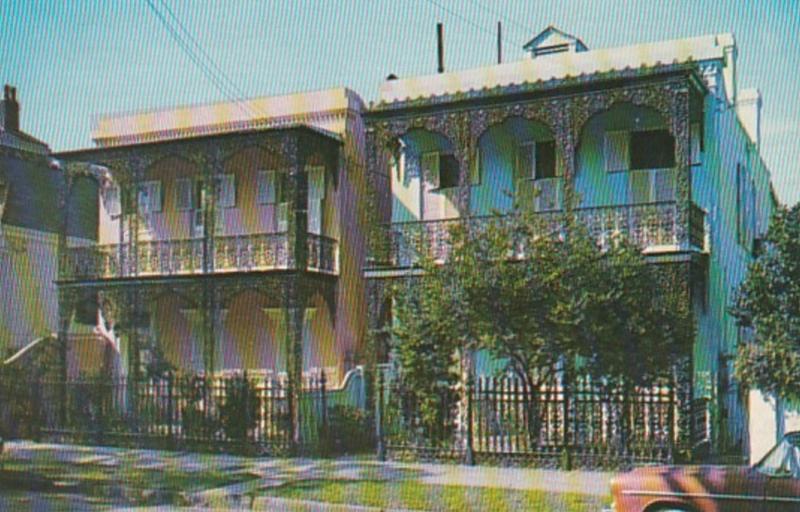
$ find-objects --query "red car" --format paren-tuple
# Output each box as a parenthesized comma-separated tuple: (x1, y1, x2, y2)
(609, 432, 800, 511)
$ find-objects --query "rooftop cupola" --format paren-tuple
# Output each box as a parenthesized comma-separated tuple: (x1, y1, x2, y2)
(523, 25, 588, 58)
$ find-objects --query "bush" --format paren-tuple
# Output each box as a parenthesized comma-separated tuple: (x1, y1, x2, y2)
(218, 375, 258, 442)
(319, 405, 373, 455)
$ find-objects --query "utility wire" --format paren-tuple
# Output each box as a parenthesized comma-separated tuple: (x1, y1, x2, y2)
(156, 0, 250, 101)
(423, 0, 497, 39)
(143, 0, 261, 118)
(464, 0, 532, 40)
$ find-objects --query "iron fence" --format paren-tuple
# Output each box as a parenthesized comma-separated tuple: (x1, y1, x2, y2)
(378, 371, 688, 469)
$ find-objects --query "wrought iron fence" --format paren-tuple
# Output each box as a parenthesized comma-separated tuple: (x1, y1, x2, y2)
(0, 370, 349, 456)
(377, 371, 684, 469)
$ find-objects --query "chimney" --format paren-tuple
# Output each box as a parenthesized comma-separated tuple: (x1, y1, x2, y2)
(1, 85, 20, 132)
(736, 88, 762, 148)
(437, 23, 444, 73)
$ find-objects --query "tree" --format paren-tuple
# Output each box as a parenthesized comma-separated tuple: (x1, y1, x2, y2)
(733, 204, 800, 402)
(390, 206, 693, 434)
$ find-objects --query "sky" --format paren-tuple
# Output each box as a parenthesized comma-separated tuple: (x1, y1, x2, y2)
(2, 0, 799, 204)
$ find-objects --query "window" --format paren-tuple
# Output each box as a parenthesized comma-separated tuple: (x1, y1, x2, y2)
(630, 130, 675, 170)
(690, 122, 703, 165)
(736, 164, 757, 250)
(604, 129, 675, 171)
(137, 181, 161, 213)
(175, 179, 194, 211)
(517, 140, 557, 180)
(216, 174, 236, 208)
(422, 152, 459, 189)
(257, 170, 286, 205)
(307, 166, 325, 235)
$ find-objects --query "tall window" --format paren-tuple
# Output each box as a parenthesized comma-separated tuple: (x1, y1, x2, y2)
(517, 140, 557, 180)
(216, 174, 236, 208)
(175, 178, 194, 211)
(137, 181, 161, 214)
(421, 152, 460, 189)
(604, 129, 675, 172)
(307, 165, 325, 235)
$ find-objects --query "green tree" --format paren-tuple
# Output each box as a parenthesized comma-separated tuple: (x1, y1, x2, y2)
(733, 204, 800, 402)
(390, 207, 693, 428)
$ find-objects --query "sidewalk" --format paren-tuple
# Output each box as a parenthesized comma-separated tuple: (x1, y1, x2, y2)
(3, 441, 615, 509)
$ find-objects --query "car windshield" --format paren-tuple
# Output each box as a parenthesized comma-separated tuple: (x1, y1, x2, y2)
(756, 436, 800, 478)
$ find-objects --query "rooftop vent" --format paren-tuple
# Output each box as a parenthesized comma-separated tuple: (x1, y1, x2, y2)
(523, 25, 588, 58)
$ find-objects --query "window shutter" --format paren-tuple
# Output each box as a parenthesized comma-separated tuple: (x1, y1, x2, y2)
(276, 202, 289, 232)
(421, 152, 440, 189)
(102, 184, 121, 217)
(469, 147, 481, 185)
(534, 179, 562, 212)
(654, 168, 677, 202)
(690, 123, 702, 165)
(307, 166, 325, 201)
(604, 131, 629, 172)
(258, 170, 278, 205)
(629, 170, 652, 204)
(176, 179, 193, 210)
(516, 142, 536, 181)
(217, 174, 235, 208)
(150, 181, 162, 213)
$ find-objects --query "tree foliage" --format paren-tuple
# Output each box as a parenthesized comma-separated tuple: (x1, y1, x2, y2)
(733, 204, 800, 402)
(390, 207, 693, 414)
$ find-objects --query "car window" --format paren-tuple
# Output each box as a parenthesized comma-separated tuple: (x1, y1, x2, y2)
(756, 438, 800, 478)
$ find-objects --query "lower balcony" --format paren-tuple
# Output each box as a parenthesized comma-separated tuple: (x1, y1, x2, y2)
(367, 201, 707, 269)
(62, 232, 339, 281)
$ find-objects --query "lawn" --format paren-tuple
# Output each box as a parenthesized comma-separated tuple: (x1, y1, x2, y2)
(260, 478, 610, 512)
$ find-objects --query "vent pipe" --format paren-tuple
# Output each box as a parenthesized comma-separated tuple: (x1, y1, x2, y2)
(497, 22, 502, 64)
(437, 23, 444, 73)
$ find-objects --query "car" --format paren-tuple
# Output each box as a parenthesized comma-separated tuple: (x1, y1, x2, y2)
(608, 432, 800, 511)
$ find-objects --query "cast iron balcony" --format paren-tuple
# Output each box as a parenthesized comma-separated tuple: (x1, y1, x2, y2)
(62, 231, 339, 280)
(367, 201, 707, 269)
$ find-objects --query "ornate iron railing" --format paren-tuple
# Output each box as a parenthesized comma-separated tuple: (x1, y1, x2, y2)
(213, 233, 292, 272)
(368, 201, 707, 268)
(63, 231, 340, 280)
(307, 234, 339, 274)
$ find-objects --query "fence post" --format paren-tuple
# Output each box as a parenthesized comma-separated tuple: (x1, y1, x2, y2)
(464, 374, 475, 466)
(561, 368, 572, 470)
(166, 372, 174, 448)
(376, 367, 385, 461)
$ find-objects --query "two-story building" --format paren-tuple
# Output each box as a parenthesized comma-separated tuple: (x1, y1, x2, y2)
(55, 87, 368, 391)
(0, 85, 103, 376)
(363, 27, 776, 460)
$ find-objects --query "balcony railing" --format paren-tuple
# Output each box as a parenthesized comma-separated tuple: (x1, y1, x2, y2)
(307, 234, 339, 274)
(62, 232, 339, 280)
(368, 201, 707, 269)
(214, 233, 292, 272)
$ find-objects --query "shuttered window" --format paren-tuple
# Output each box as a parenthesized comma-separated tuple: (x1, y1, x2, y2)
(216, 174, 236, 208)
(138, 181, 161, 213)
(175, 179, 194, 211)
(307, 166, 325, 235)
(604, 131, 629, 172)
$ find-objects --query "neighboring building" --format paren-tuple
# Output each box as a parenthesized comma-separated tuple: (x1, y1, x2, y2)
(363, 28, 776, 460)
(0, 85, 101, 373)
(55, 88, 368, 388)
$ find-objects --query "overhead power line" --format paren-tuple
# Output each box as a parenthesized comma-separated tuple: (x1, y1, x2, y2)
(143, 0, 261, 118)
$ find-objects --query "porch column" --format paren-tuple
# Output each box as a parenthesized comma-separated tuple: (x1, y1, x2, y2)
(285, 132, 309, 271)
(454, 111, 472, 216)
(284, 279, 306, 450)
(57, 288, 76, 426)
(669, 86, 692, 249)
(556, 100, 578, 211)
(202, 147, 222, 273)
(202, 282, 217, 375)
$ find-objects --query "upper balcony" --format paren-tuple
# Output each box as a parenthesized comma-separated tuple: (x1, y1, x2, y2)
(63, 232, 338, 281)
(367, 201, 707, 270)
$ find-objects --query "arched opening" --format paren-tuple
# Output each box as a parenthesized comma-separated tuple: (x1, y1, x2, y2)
(576, 103, 676, 208)
(219, 289, 287, 375)
(473, 117, 559, 215)
(149, 292, 204, 373)
(390, 129, 459, 223)
(302, 292, 337, 382)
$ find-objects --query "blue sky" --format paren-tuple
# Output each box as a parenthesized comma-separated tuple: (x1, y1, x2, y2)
(2, 0, 798, 204)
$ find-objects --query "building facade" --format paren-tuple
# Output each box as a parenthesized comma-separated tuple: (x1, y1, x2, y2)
(56, 88, 369, 389)
(0, 85, 103, 375)
(363, 28, 776, 459)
